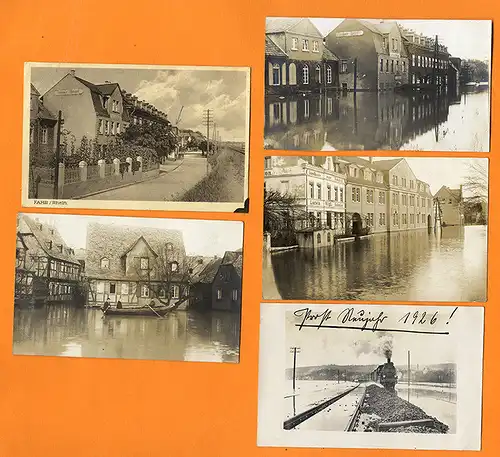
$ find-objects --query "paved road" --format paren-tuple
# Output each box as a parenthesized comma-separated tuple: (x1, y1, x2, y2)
(82, 155, 208, 201)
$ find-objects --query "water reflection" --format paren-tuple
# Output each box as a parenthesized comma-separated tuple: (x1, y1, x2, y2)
(268, 225, 487, 302)
(264, 90, 489, 152)
(13, 306, 241, 363)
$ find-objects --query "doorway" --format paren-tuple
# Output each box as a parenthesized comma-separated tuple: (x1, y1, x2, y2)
(352, 213, 362, 235)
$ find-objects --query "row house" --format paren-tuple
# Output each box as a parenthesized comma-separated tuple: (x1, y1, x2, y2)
(15, 214, 82, 306)
(38, 70, 173, 158)
(264, 156, 434, 236)
(265, 17, 340, 96)
(400, 28, 451, 89)
(325, 19, 410, 91)
(29, 84, 58, 160)
(264, 155, 347, 234)
(85, 223, 188, 308)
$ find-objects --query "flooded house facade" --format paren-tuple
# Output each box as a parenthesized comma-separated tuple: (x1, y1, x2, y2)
(325, 19, 410, 91)
(265, 17, 340, 96)
(434, 186, 464, 226)
(15, 215, 82, 306)
(85, 224, 189, 308)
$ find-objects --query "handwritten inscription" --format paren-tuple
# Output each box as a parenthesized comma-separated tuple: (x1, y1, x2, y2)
(293, 307, 453, 335)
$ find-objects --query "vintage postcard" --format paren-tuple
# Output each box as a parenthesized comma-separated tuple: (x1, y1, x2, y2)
(22, 62, 250, 212)
(258, 303, 484, 450)
(14, 213, 243, 363)
(263, 155, 488, 302)
(264, 18, 491, 152)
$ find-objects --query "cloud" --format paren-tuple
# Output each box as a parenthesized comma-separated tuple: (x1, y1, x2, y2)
(133, 70, 248, 140)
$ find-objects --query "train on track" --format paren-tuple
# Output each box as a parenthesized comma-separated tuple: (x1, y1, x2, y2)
(370, 356, 398, 390)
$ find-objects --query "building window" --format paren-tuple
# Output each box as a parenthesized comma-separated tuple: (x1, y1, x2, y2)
(170, 261, 178, 272)
(217, 289, 223, 300)
(111, 122, 115, 135)
(312, 40, 319, 52)
(317, 233, 321, 244)
(334, 187, 338, 201)
(309, 182, 314, 198)
(116, 123, 120, 134)
(264, 157, 272, 169)
(30, 125, 34, 144)
(385, 60, 389, 72)
(171, 285, 179, 299)
(289, 63, 297, 85)
(232, 289, 238, 301)
(380, 58, 384, 72)
(141, 285, 149, 298)
(352, 187, 356, 202)
(109, 283, 116, 294)
(316, 183, 321, 200)
(326, 66, 332, 84)
(133, 117, 137, 125)
(105, 121, 110, 135)
(302, 39, 309, 51)
(98, 119, 104, 134)
(340, 188, 343, 202)
(100, 257, 109, 269)
(340, 60, 348, 73)
(391, 60, 394, 73)
(41, 127, 48, 144)
(272, 64, 280, 85)
(304, 99, 310, 118)
(402, 61, 406, 73)
(166, 243, 173, 251)
(291, 37, 298, 50)
(315, 65, 321, 83)
(140, 257, 149, 270)
(302, 65, 309, 84)
(356, 188, 360, 202)
(121, 283, 129, 295)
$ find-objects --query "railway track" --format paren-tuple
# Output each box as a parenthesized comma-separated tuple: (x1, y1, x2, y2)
(283, 384, 363, 430)
(345, 386, 366, 431)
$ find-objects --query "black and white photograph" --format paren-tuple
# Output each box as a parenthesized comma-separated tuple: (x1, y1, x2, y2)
(23, 62, 250, 212)
(14, 213, 243, 363)
(258, 303, 484, 450)
(263, 155, 488, 302)
(264, 18, 491, 152)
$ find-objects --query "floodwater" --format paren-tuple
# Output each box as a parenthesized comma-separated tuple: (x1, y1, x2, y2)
(266, 225, 487, 302)
(264, 89, 489, 152)
(12, 306, 241, 363)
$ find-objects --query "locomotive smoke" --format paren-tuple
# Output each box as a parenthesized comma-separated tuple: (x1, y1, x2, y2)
(351, 332, 394, 361)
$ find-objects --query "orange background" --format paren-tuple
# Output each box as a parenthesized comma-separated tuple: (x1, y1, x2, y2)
(0, 0, 496, 456)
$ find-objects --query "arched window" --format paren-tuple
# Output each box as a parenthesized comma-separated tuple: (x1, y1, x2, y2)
(100, 257, 109, 269)
(316, 233, 321, 244)
(326, 66, 332, 84)
(302, 65, 309, 85)
(289, 63, 297, 85)
(272, 64, 280, 85)
(315, 65, 321, 83)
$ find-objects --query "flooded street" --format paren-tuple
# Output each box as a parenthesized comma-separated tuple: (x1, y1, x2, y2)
(13, 306, 241, 363)
(266, 225, 487, 302)
(264, 90, 489, 152)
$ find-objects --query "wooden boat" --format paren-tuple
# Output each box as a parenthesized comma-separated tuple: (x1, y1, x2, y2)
(101, 305, 173, 317)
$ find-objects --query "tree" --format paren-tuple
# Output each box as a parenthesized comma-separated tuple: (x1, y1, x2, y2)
(462, 159, 488, 223)
(461, 59, 490, 84)
(263, 189, 307, 246)
(134, 243, 193, 309)
(117, 123, 177, 160)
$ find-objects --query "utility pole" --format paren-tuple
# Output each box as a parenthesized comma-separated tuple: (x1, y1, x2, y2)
(202, 109, 213, 174)
(290, 347, 301, 391)
(353, 57, 358, 93)
(213, 122, 217, 153)
(432, 35, 438, 89)
(53, 110, 63, 199)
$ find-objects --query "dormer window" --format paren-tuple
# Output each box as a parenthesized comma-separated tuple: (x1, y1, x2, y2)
(170, 261, 179, 272)
(38, 223, 43, 230)
(103, 96, 109, 108)
(166, 243, 173, 251)
(46, 241, 52, 250)
(100, 257, 110, 269)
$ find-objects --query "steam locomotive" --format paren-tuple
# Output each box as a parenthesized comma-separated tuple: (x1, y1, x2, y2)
(370, 356, 398, 390)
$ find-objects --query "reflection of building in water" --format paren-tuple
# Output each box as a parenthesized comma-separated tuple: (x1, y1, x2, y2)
(325, 19, 410, 91)
(264, 91, 451, 151)
(434, 186, 464, 226)
(265, 18, 339, 95)
(264, 156, 434, 235)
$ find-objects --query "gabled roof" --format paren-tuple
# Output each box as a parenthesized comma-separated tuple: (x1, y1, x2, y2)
(74, 76, 120, 118)
(37, 104, 57, 121)
(322, 46, 339, 61)
(96, 83, 120, 96)
(123, 236, 158, 258)
(435, 185, 462, 201)
(30, 83, 40, 96)
(265, 36, 288, 57)
(19, 215, 80, 265)
(221, 251, 243, 278)
(197, 258, 223, 284)
(370, 158, 404, 171)
(266, 17, 304, 34)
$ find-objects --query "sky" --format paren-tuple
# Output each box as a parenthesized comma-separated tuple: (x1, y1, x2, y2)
(31, 65, 249, 142)
(285, 309, 456, 368)
(25, 213, 243, 256)
(371, 157, 487, 195)
(309, 18, 492, 62)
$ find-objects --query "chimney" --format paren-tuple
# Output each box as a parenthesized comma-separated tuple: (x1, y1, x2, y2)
(70, 70, 75, 76)
(104, 80, 111, 84)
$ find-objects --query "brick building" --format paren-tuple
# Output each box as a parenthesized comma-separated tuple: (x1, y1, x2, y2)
(29, 84, 58, 160)
(265, 17, 339, 95)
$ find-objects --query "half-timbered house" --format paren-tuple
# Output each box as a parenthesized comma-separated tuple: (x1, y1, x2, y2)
(85, 223, 189, 308)
(15, 215, 82, 306)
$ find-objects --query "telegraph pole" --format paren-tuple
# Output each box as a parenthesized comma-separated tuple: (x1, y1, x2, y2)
(407, 350, 411, 402)
(53, 110, 63, 199)
(290, 347, 301, 391)
(202, 109, 213, 174)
